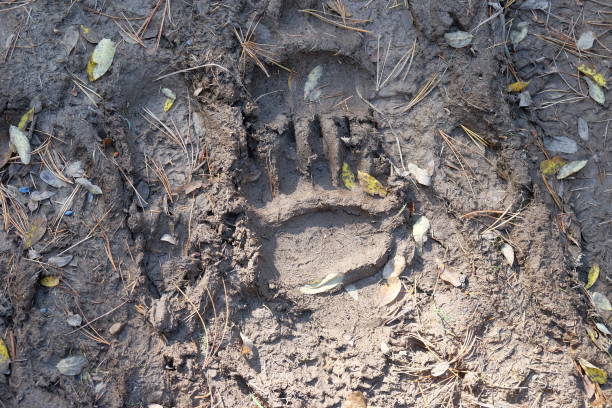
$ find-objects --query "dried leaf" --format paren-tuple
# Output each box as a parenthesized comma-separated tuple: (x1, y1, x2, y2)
(382, 253, 406, 279)
(65, 161, 85, 178)
(357, 170, 388, 197)
(507, 81, 529, 93)
(431, 361, 450, 377)
(80, 25, 100, 43)
(577, 31, 596, 51)
(577, 65, 607, 88)
(519, 91, 532, 107)
(578, 359, 608, 385)
(585, 264, 600, 290)
(239, 331, 254, 357)
(584, 77, 605, 105)
(444, 31, 473, 48)
(407, 162, 432, 186)
(62, 26, 79, 55)
(24, 215, 47, 249)
(75, 177, 102, 194)
(540, 156, 566, 175)
(519, 0, 549, 10)
(87, 38, 116, 82)
(543, 136, 577, 154)
(377, 276, 401, 306)
(501, 243, 514, 266)
(578, 117, 589, 141)
(595, 323, 611, 336)
(48, 255, 73, 268)
(9, 125, 31, 165)
(299, 272, 344, 294)
(557, 160, 588, 180)
(440, 267, 465, 287)
(18, 107, 34, 130)
(304, 65, 323, 101)
(39, 169, 67, 188)
(40, 276, 60, 287)
(510, 22, 528, 46)
(56, 355, 87, 376)
(160, 234, 177, 245)
(412, 216, 430, 248)
(341, 162, 356, 190)
(592, 292, 612, 312)
(30, 190, 55, 202)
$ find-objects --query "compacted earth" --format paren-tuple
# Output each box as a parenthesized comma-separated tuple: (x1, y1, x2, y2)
(0, 1, 610, 407)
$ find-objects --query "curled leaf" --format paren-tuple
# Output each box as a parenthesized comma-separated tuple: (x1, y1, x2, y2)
(357, 170, 388, 197)
(444, 31, 473, 48)
(75, 177, 102, 194)
(40, 276, 60, 287)
(557, 160, 588, 180)
(341, 162, 356, 190)
(299, 272, 344, 294)
(9, 125, 31, 165)
(87, 38, 116, 82)
(578, 359, 608, 385)
(578, 65, 607, 88)
(585, 264, 600, 290)
(377, 277, 402, 306)
(163, 99, 174, 112)
(440, 267, 465, 288)
(501, 243, 514, 266)
(540, 156, 566, 175)
(507, 81, 529, 93)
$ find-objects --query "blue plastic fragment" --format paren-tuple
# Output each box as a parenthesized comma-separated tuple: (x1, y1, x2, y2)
(64, 210, 74, 216)
(18, 186, 30, 193)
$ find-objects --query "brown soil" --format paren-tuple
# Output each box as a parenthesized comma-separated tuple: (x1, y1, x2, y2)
(0, 0, 610, 407)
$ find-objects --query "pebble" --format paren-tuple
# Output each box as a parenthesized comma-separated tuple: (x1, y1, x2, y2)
(66, 313, 82, 327)
(109, 322, 124, 336)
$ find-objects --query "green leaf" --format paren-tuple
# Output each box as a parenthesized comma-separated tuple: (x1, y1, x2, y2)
(357, 170, 388, 197)
(540, 156, 566, 175)
(585, 264, 599, 289)
(341, 162, 355, 190)
(578, 359, 608, 385)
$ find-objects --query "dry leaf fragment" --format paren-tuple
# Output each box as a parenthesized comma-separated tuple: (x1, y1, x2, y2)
(160, 234, 177, 245)
(87, 38, 116, 81)
(65, 161, 85, 178)
(440, 267, 465, 287)
(507, 81, 529, 93)
(40, 275, 60, 287)
(75, 177, 102, 194)
(80, 25, 100, 43)
(578, 359, 608, 385)
(595, 323, 611, 336)
(377, 276, 402, 306)
(30, 190, 55, 202)
(501, 243, 514, 266)
(431, 361, 450, 377)
(299, 272, 344, 294)
(577, 31, 596, 50)
(48, 255, 73, 268)
(62, 26, 80, 55)
(577, 65, 607, 88)
(18, 107, 34, 130)
(540, 156, 566, 175)
(24, 215, 47, 249)
(444, 31, 473, 48)
(357, 170, 388, 197)
(56, 355, 87, 376)
(407, 162, 432, 186)
(342, 162, 356, 190)
(162, 88, 176, 112)
(584, 77, 605, 105)
(578, 117, 589, 141)
(592, 292, 612, 312)
(585, 264, 600, 289)
(557, 160, 588, 180)
(239, 332, 254, 358)
(9, 125, 31, 165)
(510, 22, 528, 46)
(543, 136, 577, 154)
(304, 65, 323, 101)
(412, 216, 430, 248)
(519, 0, 549, 9)
(382, 253, 406, 279)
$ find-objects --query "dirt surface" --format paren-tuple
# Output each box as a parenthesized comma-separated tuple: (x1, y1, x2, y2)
(0, 0, 610, 407)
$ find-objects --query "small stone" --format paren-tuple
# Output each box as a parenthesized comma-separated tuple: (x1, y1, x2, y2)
(66, 313, 82, 327)
(109, 322, 124, 336)
(56, 355, 87, 376)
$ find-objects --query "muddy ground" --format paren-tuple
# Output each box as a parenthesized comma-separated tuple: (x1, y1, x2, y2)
(0, 0, 611, 407)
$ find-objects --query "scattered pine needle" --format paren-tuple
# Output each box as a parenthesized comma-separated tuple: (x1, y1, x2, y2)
(460, 125, 489, 148)
(234, 21, 292, 77)
(397, 74, 439, 113)
(299, 8, 371, 33)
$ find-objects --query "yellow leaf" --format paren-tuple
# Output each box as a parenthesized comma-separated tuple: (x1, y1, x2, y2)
(341, 163, 355, 190)
(0, 338, 9, 364)
(507, 81, 529, 93)
(579, 359, 608, 385)
(357, 170, 388, 197)
(24, 215, 47, 249)
(163, 98, 174, 112)
(18, 107, 34, 130)
(578, 65, 607, 88)
(40, 276, 60, 287)
(540, 156, 566, 175)
(585, 264, 600, 290)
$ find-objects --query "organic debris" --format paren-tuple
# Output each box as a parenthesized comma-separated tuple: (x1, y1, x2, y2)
(62, 26, 79, 55)
(578, 359, 608, 385)
(48, 255, 73, 268)
(40, 168, 68, 188)
(510, 22, 528, 46)
(501, 243, 514, 266)
(592, 292, 612, 312)
(75, 177, 102, 194)
(357, 171, 388, 197)
(543, 136, 577, 154)
(377, 276, 402, 306)
(341, 391, 367, 408)
(444, 31, 473, 48)
(56, 355, 87, 376)
(39, 276, 60, 287)
(412, 216, 430, 249)
(585, 264, 599, 290)
(382, 253, 406, 279)
(0, 337, 9, 374)
(557, 160, 587, 180)
(299, 272, 344, 294)
(234, 22, 291, 78)
(87, 38, 116, 81)
(583, 77, 605, 105)
(342, 162, 356, 190)
(576, 31, 595, 51)
(507, 81, 529, 93)
(162, 88, 176, 112)
(578, 117, 589, 141)
(239, 332, 254, 358)
(9, 125, 31, 164)
(299, 8, 371, 33)
(540, 156, 566, 175)
(577, 65, 606, 88)
(304, 65, 323, 102)
(407, 162, 433, 186)
(23, 214, 47, 249)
